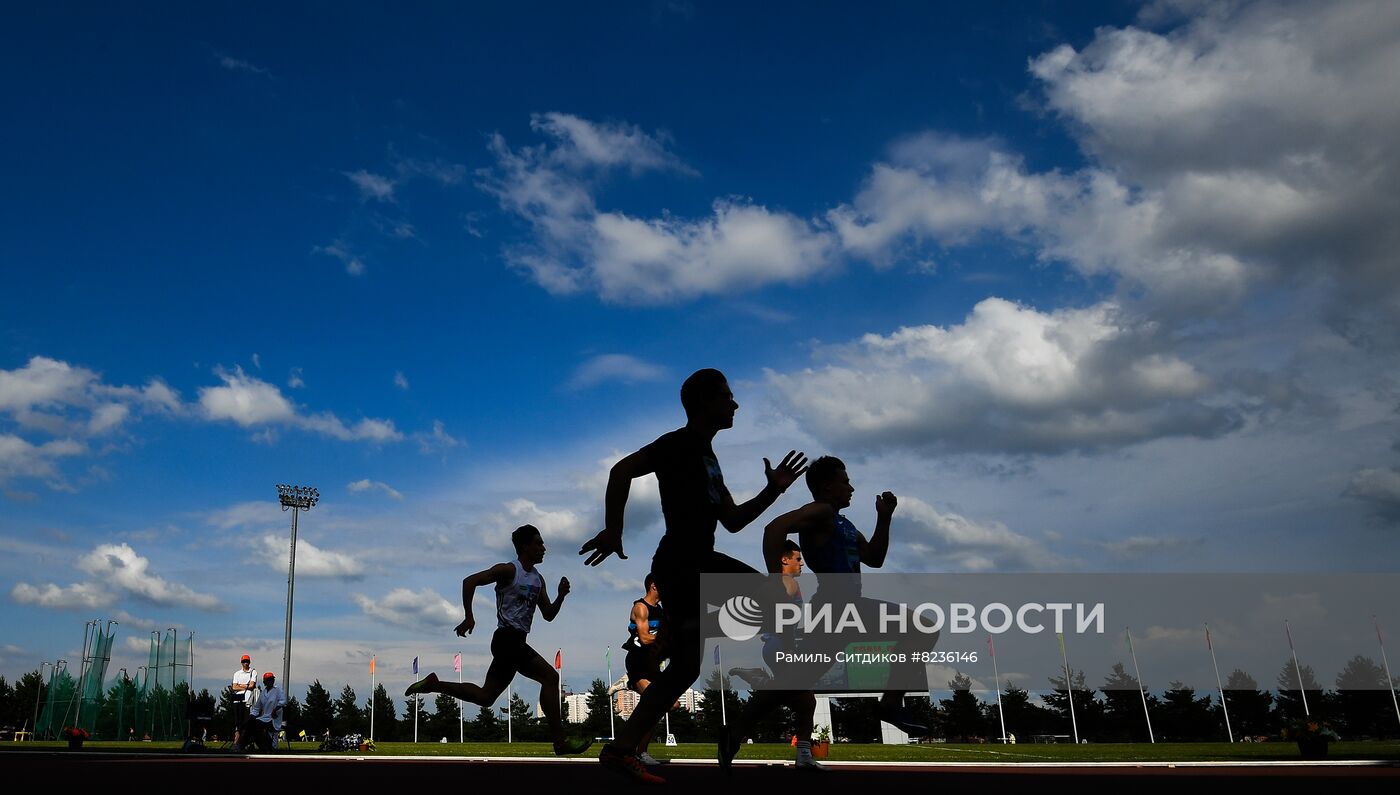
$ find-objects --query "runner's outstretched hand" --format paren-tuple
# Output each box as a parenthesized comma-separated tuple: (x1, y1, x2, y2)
(579, 527, 627, 567)
(764, 450, 809, 493)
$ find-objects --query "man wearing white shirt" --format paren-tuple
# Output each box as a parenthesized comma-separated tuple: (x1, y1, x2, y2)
(232, 671, 285, 753)
(230, 654, 257, 747)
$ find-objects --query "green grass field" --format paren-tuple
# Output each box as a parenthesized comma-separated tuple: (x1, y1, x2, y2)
(6, 740, 1400, 762)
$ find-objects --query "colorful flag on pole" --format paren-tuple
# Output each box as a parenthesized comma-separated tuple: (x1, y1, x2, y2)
(555, 649, 562, 670)
(606, 647, 611, 667)
(1057, 632, 1066, 656)
(412, 656, 419, 675)
(714, 644, 720, 665)
(1206, 625, 1213, 650)
(370, 655, 376, 675)
(1286, 621, 1296, 650)
(987, 634, 995, 657)
(1126, 628, 1134, 652)
(454, 653, 461, 673)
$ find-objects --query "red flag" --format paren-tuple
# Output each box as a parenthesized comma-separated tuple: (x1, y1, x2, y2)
(1205, 625, 1213, 650)
(554, 649, 562, 670)
(986, 634, 995, 658)
(369, 655, 376, 675)
(1286, 621, 1295, 651)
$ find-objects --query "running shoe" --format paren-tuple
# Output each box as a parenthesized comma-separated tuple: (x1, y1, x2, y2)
(600, 744, 666, 785)
(403, 672, 438, 697)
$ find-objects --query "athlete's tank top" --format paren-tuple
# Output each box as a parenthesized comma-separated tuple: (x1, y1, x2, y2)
(496, 560, 543, 633)
(622, 599, 664, 652)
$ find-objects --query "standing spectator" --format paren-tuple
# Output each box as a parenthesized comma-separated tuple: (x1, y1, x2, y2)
(232, 672, 285, 753)
(231, 654, 257, 747)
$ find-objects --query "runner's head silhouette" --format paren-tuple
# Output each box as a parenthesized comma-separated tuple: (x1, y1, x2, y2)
(512, 524, 546, 565)
(680, 368, 737, 430)
(805, 455, 853, 509)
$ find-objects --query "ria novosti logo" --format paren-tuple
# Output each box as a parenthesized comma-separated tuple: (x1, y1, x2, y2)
(717, 595, 764, 641)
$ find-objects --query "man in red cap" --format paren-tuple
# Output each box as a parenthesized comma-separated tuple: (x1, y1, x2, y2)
(231, 653, 257, 747)
(232, 671, 285, 753)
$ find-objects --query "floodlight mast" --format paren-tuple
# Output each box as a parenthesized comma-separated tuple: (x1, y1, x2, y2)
(277, 484, 319, 694)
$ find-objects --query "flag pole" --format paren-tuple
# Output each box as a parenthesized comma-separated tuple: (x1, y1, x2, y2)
(413, 653, 419, 744)
(1286, 620, 1310, 717)
(1126, 627, 1154, 743)
(1375, 616, 1400, 734)
(1056, 633, 1078, 744)
(556, 649, 563, 725)
(369, 655, 376, 742)
(1206, 623, 1234, 742)
(988, 634, 1007, 742)
(607, 646, 615, 740)
(457, 652, 463, 744)
(717, 644, 727, 727)
(507, 682, 513, 743)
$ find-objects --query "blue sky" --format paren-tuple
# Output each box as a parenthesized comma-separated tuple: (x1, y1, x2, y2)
(3, 1, 1400, 705)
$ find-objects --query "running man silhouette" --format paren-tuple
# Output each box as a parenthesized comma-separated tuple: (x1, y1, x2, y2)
(763, 455, 932, 736)
(406, 524, 592, 756)
(621, 572, 673, 766)
(580, 368, 807, 783)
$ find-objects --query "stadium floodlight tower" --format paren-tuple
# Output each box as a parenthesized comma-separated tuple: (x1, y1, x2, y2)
(276, 484, 319, 694)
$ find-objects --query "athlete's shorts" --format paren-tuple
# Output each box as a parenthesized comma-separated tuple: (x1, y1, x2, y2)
(485, 626, 542, 683)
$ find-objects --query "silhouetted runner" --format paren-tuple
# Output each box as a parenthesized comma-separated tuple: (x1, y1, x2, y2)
(622, 572, 673, 766)
(406, 524, 591, 756)
(763, 455, 933, 736)
(727, 539, 823, 771)
(580, 368, 807, 784)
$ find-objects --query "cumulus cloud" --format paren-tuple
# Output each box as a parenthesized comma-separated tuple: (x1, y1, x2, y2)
(0, 434, 85, 485)
(1027, 0, 1400, 331)
(76, 543, 223, 610)
(769, 297, 1244, 455)
(255, 534, 365, 578)
(348, 478, 404, 501)
(197, 366, 404, 443)
(898, 496, 1064, 572)
(474, 498, 592, 552)
(354, 587, 459, 629)
(10, 581, 112, 610)
(0, 356, 184, 486)
(567, 354, 667, 390)
(480, 113, 837, 303)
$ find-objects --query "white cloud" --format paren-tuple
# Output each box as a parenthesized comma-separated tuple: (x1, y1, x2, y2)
(198, 366, 403, 443)
(198, 367, 297, 426)
(206, 501, 276, 530)
(567, 354, 666, 390)
(1025, 0, 1400, 328)
(343, 169, 397, 202)
(354, 587, 460, 629)
(0, 434, 85, 484)
(288, 368, 305, 389)
(348, 479, 404, 501)
(475, 498, 592, 552)
(769, 297, 1243, 455)
(251, 353, 262, 370)
(414, 420, 462, 455)
(481, 113, 837, 303)
(1345, 468, 1400, 505)
(254, 534, 365, 578)
(898, 496, 1064, 572)
(10, 581, 112, 610)
(216, 54, 272, 77)
(76, 543, 223, 610)
(393, 371, 410, 390)
(313, 240, 367, 276)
